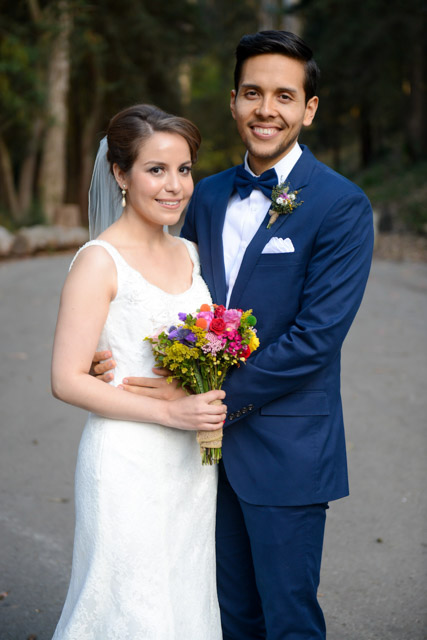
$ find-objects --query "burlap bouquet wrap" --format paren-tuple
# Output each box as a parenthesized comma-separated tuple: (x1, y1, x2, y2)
(196, 399, 223, 456)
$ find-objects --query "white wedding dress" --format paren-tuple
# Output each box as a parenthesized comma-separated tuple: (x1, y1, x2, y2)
(52, 238, 222, 640)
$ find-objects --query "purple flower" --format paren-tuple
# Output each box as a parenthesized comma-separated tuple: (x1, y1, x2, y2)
(178, 312, 188, 322)
(168, 326, 196, 346)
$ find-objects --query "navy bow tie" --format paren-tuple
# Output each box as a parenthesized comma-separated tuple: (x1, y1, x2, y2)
(234, 165, 277, 200)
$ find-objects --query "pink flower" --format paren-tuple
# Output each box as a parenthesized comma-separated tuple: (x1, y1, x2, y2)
(225, 328, 239, 341)
(197, 311, 214, 329)
(201, 332, 226, 356)
(225, 329, 243, 355)
(222, 309, 242, 331)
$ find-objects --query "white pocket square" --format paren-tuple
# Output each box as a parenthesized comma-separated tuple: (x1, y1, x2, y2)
(261, 237, 295, 254)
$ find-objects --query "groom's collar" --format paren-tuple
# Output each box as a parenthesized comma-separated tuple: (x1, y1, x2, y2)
(243, 143, 302, 181)
(285, 144, 318, 191)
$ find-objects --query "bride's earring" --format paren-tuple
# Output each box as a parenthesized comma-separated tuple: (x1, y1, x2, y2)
(121, 185, 127, 208)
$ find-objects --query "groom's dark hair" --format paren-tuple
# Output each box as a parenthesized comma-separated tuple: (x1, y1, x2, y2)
(234, 30, 320, 102)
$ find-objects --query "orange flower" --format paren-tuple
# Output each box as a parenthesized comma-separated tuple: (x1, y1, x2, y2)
(196, 317, 208, 329)
(199, 303, 211, 312)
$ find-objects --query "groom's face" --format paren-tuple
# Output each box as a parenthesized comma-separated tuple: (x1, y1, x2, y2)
(230, 53, 318, 175)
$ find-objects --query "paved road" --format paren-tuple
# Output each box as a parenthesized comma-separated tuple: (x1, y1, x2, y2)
(0, 255, 426, 640)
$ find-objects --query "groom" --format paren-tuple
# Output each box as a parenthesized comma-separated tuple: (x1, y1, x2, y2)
(95, 30, 374, 639)
(182, 31, 373, 639)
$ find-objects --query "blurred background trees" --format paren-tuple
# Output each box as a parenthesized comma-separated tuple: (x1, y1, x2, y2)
(0, 0, 425, 232)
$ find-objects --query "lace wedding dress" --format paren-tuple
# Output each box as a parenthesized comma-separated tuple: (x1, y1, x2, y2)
(52, 238, 221, 640)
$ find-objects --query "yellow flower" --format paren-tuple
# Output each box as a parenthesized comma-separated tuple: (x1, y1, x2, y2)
(192, 325, 209, 347)
(241, 309, 253, 322)
(248, 332, 260, 353)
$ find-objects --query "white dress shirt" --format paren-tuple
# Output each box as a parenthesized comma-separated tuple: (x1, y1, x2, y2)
(223, 142, 302, 307)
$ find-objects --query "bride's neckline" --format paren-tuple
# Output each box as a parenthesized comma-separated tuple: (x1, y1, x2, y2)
(94, 238, 197, 297)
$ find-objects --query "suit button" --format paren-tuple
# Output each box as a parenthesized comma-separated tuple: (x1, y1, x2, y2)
(241, 407, 247, 414)
(248, 404, 254, 411)
(229, 413, 235, 421)
(235, 411, 241, 418)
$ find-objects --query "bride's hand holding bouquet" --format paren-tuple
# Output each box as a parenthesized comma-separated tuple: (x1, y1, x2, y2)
(146, 303, 259, 464)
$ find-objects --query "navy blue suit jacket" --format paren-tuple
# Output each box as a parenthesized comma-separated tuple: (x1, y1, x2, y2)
(181, 145, 374, 507)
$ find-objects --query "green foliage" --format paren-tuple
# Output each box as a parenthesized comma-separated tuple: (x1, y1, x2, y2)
(0, 0, 425, 235)
(298, 0, 427, 163)
(294, 0, 427, 233)
(0, 21, 45, 161)
(0, 208, 15, 231)
(69, 0, 203, 121)
(356, 158, 427, 234)
(186, 0, 258, 177)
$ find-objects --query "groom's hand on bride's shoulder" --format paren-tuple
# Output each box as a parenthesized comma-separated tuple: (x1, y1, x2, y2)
(90, 350, 116, 382)
(119, 368, 188, 401)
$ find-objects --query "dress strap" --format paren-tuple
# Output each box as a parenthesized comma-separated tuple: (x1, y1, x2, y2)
(69, 239, 125, 272)
(179, 237, 201, 275)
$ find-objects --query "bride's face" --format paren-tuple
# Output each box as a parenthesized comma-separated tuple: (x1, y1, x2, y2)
(118, 131, 194, 227)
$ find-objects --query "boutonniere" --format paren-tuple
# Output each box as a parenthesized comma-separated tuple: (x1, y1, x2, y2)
(267, 181, 303, 229)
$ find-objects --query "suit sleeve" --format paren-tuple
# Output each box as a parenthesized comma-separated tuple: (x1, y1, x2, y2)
(222, 190, 374, 425)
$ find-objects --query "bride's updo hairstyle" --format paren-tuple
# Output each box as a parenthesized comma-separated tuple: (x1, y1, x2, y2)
(88, 104, 200, 238)
(106, 104, 201, 175)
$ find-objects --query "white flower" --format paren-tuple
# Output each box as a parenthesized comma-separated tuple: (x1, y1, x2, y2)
(290, 193, 296, 200)
(276, 196, 284, 205)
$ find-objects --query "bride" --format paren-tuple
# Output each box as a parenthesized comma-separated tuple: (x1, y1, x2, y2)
(51, 104, 225, 639)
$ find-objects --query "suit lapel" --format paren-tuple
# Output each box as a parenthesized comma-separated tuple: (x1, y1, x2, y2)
(209, 168, 237, 306)
(284, 144, 316, 192)
(228, 146, 317, 309)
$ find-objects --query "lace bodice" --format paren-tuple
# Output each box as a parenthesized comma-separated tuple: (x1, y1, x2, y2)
(71, 237, 212, 384)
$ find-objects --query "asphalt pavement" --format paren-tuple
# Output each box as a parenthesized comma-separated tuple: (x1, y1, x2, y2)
(0, 254, 426, 640)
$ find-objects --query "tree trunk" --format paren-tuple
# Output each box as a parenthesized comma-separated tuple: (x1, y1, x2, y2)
(281, 0, 302, 34)
(406, 34, 426, 160)
(77, 56, 104, 227)
(0, 136, 20, 221)
(332, 139, 341, 173)
(258, 0, 280, 30)
(18, 117, 44, 217)
(78, 110, 102, 228)
(359, 104, 373, 168)
(38, 0, 72, 223)
(26, 0, 42, 22)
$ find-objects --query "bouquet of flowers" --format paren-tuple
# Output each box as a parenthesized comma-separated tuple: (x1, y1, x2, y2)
(145, 304, 259, 464)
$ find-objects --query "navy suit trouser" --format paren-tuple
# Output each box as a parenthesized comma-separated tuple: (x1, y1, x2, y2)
(216, 461, 327, 640)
